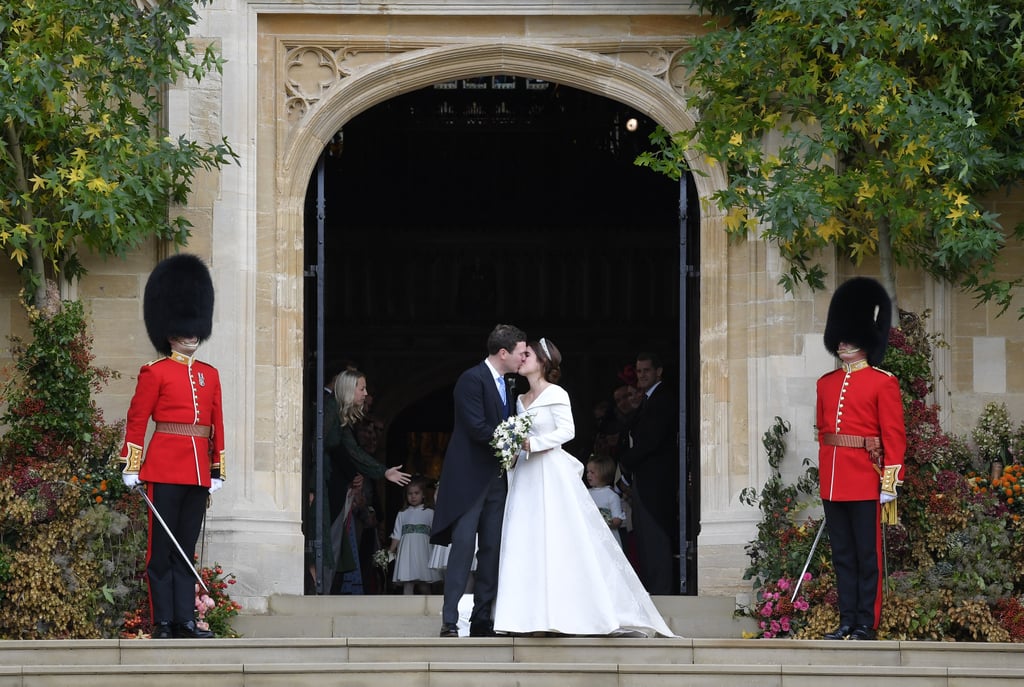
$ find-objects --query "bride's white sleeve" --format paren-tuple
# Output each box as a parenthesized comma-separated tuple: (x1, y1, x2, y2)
(527, 397, 575, 452)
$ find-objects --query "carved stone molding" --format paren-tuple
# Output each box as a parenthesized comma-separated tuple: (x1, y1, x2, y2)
(281, 37, 692, 129)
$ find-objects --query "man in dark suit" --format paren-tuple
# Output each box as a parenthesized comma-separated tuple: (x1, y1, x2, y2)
(620, 352, 678, 595)
(431, 324, 527, 637)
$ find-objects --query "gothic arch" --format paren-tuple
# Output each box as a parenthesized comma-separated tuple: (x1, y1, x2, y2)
(268, 42, 733, 581)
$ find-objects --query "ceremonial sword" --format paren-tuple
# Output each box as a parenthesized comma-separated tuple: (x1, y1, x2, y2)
(791, 517, 826, 603)
(133, 484, 209, 592)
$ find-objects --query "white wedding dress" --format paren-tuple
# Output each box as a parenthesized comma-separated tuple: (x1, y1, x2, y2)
(493, 385, 675, 637)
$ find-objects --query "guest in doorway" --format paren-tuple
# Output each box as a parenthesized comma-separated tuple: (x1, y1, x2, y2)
(619, 352, 678, 595)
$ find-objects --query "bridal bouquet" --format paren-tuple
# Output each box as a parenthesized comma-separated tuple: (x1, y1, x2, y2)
(372, 548, 394, 570)
(491, 413, 534, 474)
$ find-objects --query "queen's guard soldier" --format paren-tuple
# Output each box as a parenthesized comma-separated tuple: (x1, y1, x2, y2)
(817, 277, 906, 641)
(120, 254, 225, 639)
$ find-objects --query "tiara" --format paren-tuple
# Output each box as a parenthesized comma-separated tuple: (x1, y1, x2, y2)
(539, 337, 551, 359)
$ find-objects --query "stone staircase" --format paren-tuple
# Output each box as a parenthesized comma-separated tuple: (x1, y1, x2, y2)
(1, 596, 1022, 686)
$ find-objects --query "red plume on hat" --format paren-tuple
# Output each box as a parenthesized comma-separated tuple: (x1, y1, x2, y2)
(143, 254, 214, 356)
(823, 277, 892, 367)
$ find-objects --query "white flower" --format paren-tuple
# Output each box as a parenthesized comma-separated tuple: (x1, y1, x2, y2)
(973, 402, 1011, 463)
(490, 413, 534, 474)
(372, 549, 394, 570)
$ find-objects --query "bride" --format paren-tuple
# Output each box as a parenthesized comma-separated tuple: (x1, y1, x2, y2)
(493, 337, 675, 637)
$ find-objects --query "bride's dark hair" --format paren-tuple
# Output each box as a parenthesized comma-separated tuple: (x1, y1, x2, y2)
(530, 338, 562, 383)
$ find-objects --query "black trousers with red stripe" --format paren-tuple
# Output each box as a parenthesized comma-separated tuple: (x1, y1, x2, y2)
(147, 482, 208, 625)
(823, 498, 882, 629)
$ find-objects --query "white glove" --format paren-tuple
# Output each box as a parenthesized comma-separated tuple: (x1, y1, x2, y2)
(880, 493, 897, 504)
(209, 478, 224, 494)
(122, 473, 141, 489)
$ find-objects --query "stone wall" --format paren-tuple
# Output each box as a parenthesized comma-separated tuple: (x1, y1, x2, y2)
(0, 2, 1021, 606)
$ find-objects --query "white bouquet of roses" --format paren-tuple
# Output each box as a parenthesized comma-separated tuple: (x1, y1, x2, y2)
(490, 413, 534, 474)
(372, 548, 394, 570)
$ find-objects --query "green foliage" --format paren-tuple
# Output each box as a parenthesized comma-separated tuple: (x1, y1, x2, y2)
(740, 312, 1024, 640)
(0, 0, 236, 305)
(639, 0, 1024, 317)
(0, 296, 134, 637)
(738, 417, 822, 591)
(0, 292, 117, 460)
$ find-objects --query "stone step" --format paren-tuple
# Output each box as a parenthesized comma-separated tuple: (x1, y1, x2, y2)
(233, 593, 756, 639)
(4, 636, 1024, 668)
(5, 595, 1023, 687)
(1, 661, 1022, 687)
(3, 637, 1023, 686)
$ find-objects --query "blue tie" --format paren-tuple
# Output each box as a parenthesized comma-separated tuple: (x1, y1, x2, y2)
(497, 377, 507, 414)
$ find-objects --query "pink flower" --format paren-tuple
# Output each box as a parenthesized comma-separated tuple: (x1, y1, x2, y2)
(780, 617, 791, 632)
(760, 602, 774, 617)
(794, 598, 809, 612)
(777, 578, 791, 591)
(801, 572, 812, 582)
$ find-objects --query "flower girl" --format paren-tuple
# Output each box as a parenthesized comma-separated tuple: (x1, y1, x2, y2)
(390, 478, 442, 594)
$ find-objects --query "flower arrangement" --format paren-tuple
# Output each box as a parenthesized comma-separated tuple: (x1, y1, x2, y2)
(490, 413, 534, 474)
(973, 402, 1012, 465)
(741, 313, 1024, 642)
(372, 548, 394, 570)
(120, 561, 241, 638)
(754, 574, 813, 638)
(968, 464, 1024, 523)
(196, 562, 241, 637)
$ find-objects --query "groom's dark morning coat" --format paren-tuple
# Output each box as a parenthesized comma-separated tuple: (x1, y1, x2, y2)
(431, 361, 508, 545)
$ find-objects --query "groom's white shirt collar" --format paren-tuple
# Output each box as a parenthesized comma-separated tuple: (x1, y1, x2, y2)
(646, 380, 662, 398)
(483, 358, 503, 385)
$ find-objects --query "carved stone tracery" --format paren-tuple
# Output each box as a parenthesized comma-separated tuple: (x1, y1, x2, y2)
(283, 38, 691, 128)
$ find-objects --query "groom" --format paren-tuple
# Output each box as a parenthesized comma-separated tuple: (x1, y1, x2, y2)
(431, 324, 527, 637)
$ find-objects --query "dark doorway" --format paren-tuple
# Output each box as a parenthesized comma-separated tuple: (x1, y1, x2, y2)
(303, 77, 699, 593)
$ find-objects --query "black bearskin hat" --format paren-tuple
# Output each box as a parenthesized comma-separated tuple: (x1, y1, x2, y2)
(823, 277, 892, 367)
(143, 254, 214, 356)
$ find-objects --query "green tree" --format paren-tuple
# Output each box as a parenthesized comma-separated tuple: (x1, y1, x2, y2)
(0, 0, 235, 306)
(639, 0, 1024, 315)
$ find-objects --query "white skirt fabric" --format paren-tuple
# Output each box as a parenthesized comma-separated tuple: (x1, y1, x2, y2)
(429, 540, 478, 572)
(494, 443, 674, 637)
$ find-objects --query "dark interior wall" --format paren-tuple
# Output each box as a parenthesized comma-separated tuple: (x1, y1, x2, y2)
(302, 79, 690, 559)
(305, 79, 682, 458)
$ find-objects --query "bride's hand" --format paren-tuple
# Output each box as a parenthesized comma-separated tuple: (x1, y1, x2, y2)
(513, 449, 527, 468)
(522, 438, 530, 451)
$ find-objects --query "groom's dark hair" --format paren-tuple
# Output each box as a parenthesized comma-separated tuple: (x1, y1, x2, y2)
(487, 324, 527, 355)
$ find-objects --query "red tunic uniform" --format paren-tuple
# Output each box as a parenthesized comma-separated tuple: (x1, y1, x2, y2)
(817, 359, 907, 633)
(120, 351, 226, 485)
(817, 362, 905, 501)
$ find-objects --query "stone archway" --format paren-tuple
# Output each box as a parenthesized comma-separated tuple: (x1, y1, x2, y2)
(260, 37, 733, 593)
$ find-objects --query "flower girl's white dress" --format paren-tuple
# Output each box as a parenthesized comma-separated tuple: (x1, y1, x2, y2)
(493, 385, 674, 637)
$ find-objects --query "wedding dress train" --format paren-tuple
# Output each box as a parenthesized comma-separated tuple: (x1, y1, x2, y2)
(493, 385, 675, 637)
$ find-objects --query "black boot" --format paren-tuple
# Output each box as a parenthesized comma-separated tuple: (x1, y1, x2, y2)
(823, 625, 853, 640)
(850, 625, 877, 640)
(151, 622, 173, 639)
(172, 620, 215, 639)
